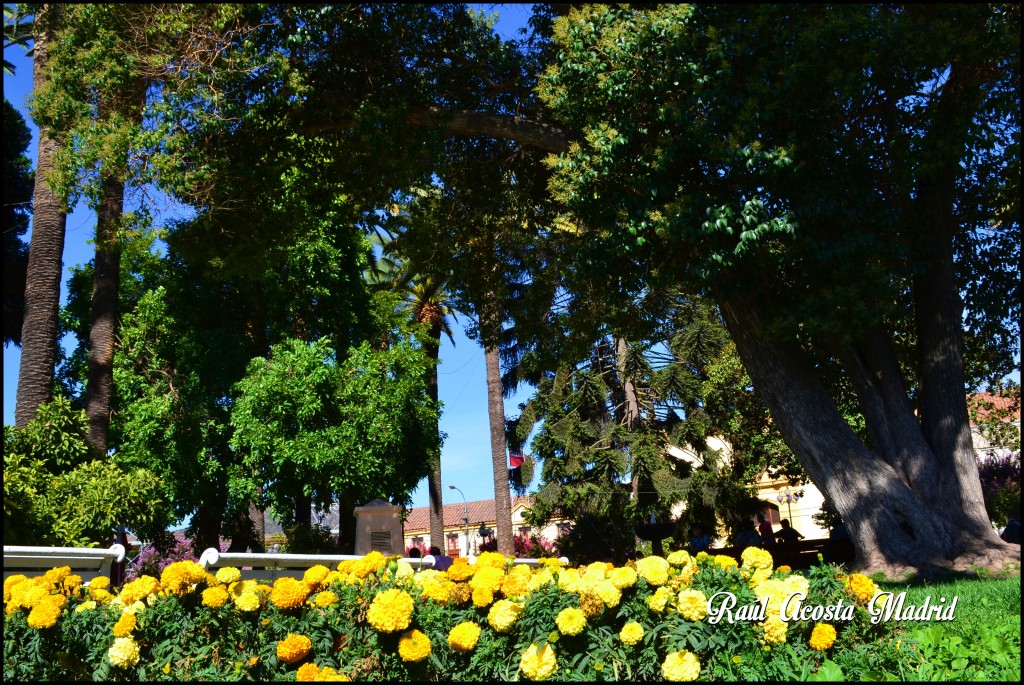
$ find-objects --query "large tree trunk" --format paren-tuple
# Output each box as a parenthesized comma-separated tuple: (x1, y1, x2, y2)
(421, 315, 446, 552)
(15, 6, 67, 427)
(84, 173, 123, 454)
(721, 298, 1017, 576)
(482, 313, 514, 556)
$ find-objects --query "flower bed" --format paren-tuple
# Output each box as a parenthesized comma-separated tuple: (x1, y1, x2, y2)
(5, 548, 916, 681)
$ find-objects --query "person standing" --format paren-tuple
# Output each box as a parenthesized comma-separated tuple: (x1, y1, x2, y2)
(757, 513, 776, 546)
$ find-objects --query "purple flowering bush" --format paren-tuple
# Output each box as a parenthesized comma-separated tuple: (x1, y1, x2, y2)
(977, 450, 1021, 528)
(124, 534, 198, 582)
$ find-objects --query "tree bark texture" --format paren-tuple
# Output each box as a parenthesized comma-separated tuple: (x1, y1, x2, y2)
(721, 298, 1016, 576)
(482, 310, 514, 556)
(84, 174, 124, 455)
(422, 315, 446, 552)
(15, 7, 67, 427)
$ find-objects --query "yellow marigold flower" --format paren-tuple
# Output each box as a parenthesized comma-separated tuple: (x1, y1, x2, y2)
(314, 590, 339, 607)
(4, 574, 29, 603)
(714, 554, 739, 571)
(475, 551, 509, 569)
(520, 642, 558, 681)
(487, 598, 523, 633)
(202, 585, 230, 609)
(448, 621, 481, 652)
(635, 556, 670, 586)
(16, 584, 49, 609)
(472, 586, 494, 608)
(761, 616, 788, 645)
(809, 623, 837, 651)
(740, 547, 773, 571)
(448, 582, 472, 606)
(776, 565, 791, 573)
(557, 568, 583, 594)
(528, 568, 555, 592)
(579, 590, 605, 618)
(661, 650, 701, 681)
(501, 565, 532, 598)
(620, 621, 644, 646)
(366, 588, 414, 633)
(314, 666, 350, 681)
(469, 565, 505, 594)
(61, 574, 83, 595)
(695, 551, 710, 564)
(748, 567, 772, 590)
(447, 558, 475, 582)
(26, 599, 62, 629)
(120, 576, 159, 605)
(160, 560, 206, 594)
(297, 663, 321, 681)
(277, 633, 312, 664)
(608, 566, 638, 589)
(228, 579, 257, 596)
(90, 576, 111, 591)
(556, 607, 587, 636)
(398, 628, 431, 663)
(90, 587, 113, 604)
(270, 577, 310, 610)
(75, 600, 97, 613)
(667, 550, 694, 568)
(113, 612, 137, 637)
(215, 567, 241, 585)
(677, 589, 708, 621)
(45, 566, 71, 585)
(354, 551, 386, 579)
(303, 565, 331, 589)
(753, 578, 790, 616)
(647, 586, 673, 613)
(108, 636, 140, 668)
(413, 569, 446, 587)
(845, 573, 876, 604)
(235, 591, 261, 612)
(324, 570, 343, 586)
(419, 577, 454, 605)
(595, 579, 622, 608)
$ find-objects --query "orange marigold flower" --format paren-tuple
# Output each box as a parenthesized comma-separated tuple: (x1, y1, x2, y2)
(270, 577, 310, 610)
(276, 633, 312, 664)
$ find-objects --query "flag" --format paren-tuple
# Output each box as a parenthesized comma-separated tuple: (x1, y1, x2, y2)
(509, 453, 525, 469)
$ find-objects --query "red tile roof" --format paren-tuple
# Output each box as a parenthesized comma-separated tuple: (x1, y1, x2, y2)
(968, 393, 1021, 422)
(404, 496, 534, 532)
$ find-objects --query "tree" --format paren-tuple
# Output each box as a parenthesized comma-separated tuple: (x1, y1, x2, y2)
(532, 4, 1019, 574)
(2, 98, 32, 346)
(14, 4, 69, 427)
(229, 336, 440, 552)
(365, 228, 457, 552)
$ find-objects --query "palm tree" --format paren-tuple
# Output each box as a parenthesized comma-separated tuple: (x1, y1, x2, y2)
(12, 5, 69, 427)
(366, 232, 458, 552)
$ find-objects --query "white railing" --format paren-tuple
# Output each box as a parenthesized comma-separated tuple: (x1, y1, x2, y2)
(3, 544, 126, 584)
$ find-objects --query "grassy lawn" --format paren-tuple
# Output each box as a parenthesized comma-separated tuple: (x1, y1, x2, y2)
(872, 569, 1021, 681)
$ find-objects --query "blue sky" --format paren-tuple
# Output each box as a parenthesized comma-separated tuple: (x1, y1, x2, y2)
(3, 4, 539, 510)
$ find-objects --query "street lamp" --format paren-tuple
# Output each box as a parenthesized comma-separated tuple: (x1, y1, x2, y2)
(449, 485, 469, 558)
(776, 487, 800, 523)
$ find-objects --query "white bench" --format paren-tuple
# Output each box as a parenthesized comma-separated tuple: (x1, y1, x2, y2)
(3, 544, 126, 585)
(198, 549, 570, 581)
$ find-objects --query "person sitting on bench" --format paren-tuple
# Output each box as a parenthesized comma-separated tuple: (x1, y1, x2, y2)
(775, 518, 804, 544)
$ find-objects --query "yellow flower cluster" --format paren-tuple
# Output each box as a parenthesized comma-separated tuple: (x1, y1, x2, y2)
(635, 556, 670, 586)
(160, 560, 207, 595)
(303, 565, 331, 589)
(646, 586, 673, 613)
(809, 623, 837, 650)
(313, 590, 339, 607)
(676, 589, 708, 621)
(714, 555, 739, 571)
(608, 566, 638, 589)
(113, 612, 137, 637)
(845, 573, 876, 604)
(202, 586, 230, 608)
(740, 547, 773, 571)
(446, 558, 475, 582)
(761, 616, 788, 645)
(276, 633, 312, 664)
(26, 597, 63, 629)
(487, 598, 523, 633)
(108, 636, 141, 668)
(520, 642, 558, 681)
(475, 551, 510, 569)
(297, 663, 351, 681)
(118, 576, 160, 605)
(215, 567, 241, 585)
(366, 588, 414, 632)
(472, 587, 494, 608)
(234, 591, 262, 612)
(469, 565, 505, 594)
(662, 650, 701, 681)
(555, 607, 587, 636)
(398, 629, 431, 662)
(270, 577, 311, 610)
(448, 621, 481, 652)
(619, 621, 644, 646)
(501, 565, 533, 598)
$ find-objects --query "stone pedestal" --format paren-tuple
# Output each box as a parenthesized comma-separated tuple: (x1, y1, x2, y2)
(354, 499, 402, 555)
